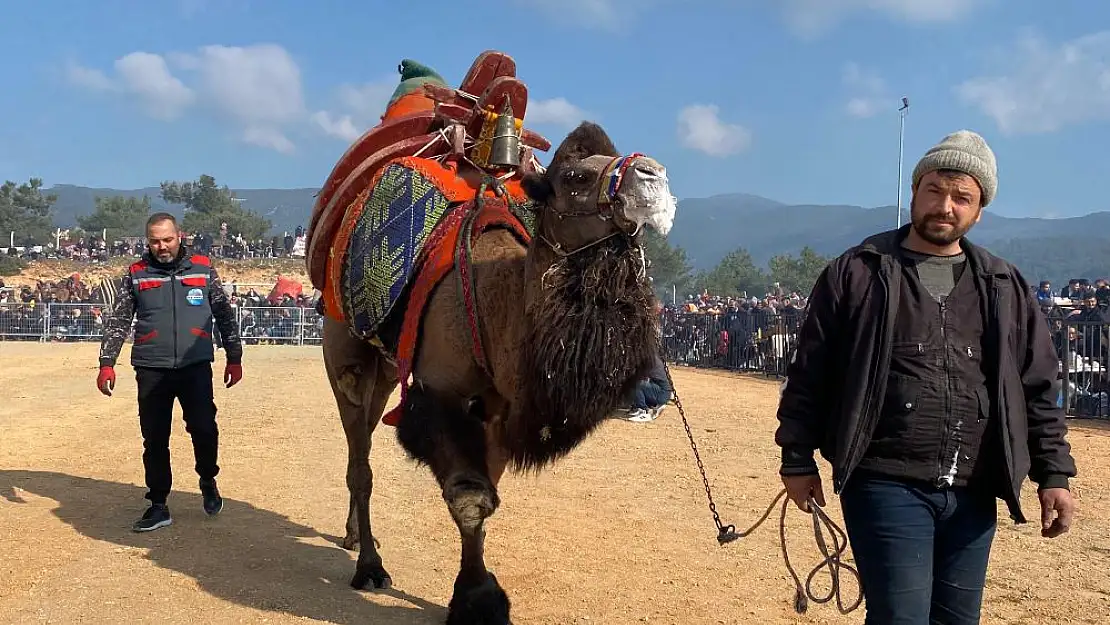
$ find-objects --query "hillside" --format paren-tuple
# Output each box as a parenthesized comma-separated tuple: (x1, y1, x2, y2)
(665, 193, 1110, 269)
(48, 184, 318, 236)
(42, 184, 1110, 286)
(3, 257, 310, 290)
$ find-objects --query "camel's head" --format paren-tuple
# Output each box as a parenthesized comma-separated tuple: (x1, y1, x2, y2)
(521, 122, 676, 253)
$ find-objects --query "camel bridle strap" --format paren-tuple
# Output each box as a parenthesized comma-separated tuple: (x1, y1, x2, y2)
(661, 359, 863, 616)
(534, 229, 626, 258)
(529, 152, 647, 257)
(598, 152, 644, 208)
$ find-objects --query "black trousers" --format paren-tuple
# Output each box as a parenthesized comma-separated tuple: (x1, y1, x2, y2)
(135, 362, 220, 504)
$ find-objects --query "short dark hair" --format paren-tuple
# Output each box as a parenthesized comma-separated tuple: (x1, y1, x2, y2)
(146, 212, 177, 230)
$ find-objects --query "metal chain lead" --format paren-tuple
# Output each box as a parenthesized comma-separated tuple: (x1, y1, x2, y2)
(663, 359, 740, 545)
(660, 359, 862, 614)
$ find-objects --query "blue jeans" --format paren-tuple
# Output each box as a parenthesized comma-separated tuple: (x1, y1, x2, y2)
(840, 470, 998, 625)
(631, 379, 670, 410)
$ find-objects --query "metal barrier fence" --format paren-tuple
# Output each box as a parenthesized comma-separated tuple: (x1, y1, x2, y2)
(1056, 319, 1110, 419)
(3, 301, 1106, 419)
(660, 312, 803, 378)
(0, 302, 323, 345)
(661, 311, 1109, 420)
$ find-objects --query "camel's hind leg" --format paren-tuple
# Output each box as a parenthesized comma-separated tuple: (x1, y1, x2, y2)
(322, 316, 398, 590)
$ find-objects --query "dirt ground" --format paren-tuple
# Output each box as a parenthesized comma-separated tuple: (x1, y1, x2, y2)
(1, 343, 1108, 625)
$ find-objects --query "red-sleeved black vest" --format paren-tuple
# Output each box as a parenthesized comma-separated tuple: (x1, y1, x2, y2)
(128, 252, 217, 369)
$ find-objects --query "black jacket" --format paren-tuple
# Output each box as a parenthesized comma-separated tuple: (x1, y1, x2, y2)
(774, 225, 1077, 523)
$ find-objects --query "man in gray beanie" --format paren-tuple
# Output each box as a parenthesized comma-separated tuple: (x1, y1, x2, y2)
(775, 130, 1077, 624)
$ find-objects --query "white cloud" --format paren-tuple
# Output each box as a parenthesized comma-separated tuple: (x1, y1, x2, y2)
(66, 53, 194, 120)
(67, 44, 307, 153)
(841, 62, 890, 118)
(243, 126, 295, 154)
(336, 81, 394, 119)
(955, 31, 1110, 135)
(676, 104, 752, 157)
(174, 44, 304, 151)
(309, 78, 393, 141)
(780, 0, 986, 37)
(115, 52, 195, 120)
(310, 111, 361, 142)
(527, 97, 588, 128)
(65, 42, 589, 152)
(65, 61, 113, 91)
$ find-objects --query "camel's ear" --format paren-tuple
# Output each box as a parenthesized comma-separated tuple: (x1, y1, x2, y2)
(548, 121, 618, 171)
(521, 172, 554, 203)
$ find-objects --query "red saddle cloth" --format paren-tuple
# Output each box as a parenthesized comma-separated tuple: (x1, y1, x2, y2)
(381, 194, 531, 426)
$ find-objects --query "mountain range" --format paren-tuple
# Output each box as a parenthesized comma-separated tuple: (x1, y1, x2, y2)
(45, 184, 1110, 285)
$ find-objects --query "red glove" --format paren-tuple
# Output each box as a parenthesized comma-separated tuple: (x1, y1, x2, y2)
(97, 366, 116, 396)
(224, 363, 243, 388)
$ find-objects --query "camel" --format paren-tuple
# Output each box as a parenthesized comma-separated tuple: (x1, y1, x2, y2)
(310, 53, 676, 624)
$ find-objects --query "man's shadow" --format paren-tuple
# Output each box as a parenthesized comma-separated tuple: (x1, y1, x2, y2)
(0, 470, 443, 624)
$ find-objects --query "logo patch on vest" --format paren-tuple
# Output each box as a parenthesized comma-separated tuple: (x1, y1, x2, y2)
(186, 288, 205, 306)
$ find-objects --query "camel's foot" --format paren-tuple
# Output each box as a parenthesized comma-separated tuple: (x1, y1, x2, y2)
(444, 475, 499, 532)
(350, 555, 392, 590)
(446, 571, 511, 625)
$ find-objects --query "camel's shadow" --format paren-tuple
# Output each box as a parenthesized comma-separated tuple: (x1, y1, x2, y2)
(0, 469, 443, 625)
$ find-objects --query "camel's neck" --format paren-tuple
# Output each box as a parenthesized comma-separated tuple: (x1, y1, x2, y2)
(495, 235, 661, 472)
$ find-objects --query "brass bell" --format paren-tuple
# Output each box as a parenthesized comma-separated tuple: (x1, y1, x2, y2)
(488, 96, 521, 167)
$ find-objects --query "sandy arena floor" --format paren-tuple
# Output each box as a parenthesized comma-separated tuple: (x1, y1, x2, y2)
(1, 342, 1108, 624)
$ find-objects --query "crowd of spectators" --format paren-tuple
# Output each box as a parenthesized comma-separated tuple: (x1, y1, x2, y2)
(5, 260, 1110, 419)
(2, 225, 308, 263)
(659, 285, 808, 375)
(1035, 279, 1110, 418)
(0, 274, 321, 344)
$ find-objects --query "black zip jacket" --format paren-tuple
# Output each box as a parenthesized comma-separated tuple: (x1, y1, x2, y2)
(774, 225, 1077, 524)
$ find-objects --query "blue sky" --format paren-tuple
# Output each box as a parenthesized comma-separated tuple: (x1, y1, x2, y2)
(0, 0, 1106, 218)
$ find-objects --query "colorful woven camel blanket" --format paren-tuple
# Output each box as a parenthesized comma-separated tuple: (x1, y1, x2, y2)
(327, 155, 536, 348)
(380, 193, 533, 426)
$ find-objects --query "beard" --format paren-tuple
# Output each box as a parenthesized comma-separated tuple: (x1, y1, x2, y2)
(910, 198, 978, 246)
(912, 215, 972, 246)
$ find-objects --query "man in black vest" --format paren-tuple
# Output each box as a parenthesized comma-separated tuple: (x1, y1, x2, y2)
(97, 213, 244, 532)
(775, 130, 1077, 624)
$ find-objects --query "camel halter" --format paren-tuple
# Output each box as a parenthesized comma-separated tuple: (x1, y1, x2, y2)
(535, 153, 647, 257)
(597, 152, 645, 208)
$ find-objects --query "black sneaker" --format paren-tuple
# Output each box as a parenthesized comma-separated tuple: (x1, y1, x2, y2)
(200, 478, 223, 515)
(133, 503, 172, 533)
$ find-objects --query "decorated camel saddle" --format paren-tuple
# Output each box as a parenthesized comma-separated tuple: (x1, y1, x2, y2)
(306, 50, 552, 353)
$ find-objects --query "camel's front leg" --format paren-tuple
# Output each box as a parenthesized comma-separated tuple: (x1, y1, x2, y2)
(396, 387, 511, 625)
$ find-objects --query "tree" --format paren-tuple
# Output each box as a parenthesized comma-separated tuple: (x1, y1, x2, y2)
(160, 174, 271, 239)
(0, 177, 57, 245)
(695, 247, 768, 297)
(768, 246, 830, 294)
(642, 230, 695, 302)
(77, 195, 151, 240)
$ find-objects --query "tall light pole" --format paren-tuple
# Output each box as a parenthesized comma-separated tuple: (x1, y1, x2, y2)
(896, 97, 910, 228)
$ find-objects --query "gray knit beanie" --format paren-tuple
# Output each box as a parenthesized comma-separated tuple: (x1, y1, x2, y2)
(911, 130, 997, 207)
